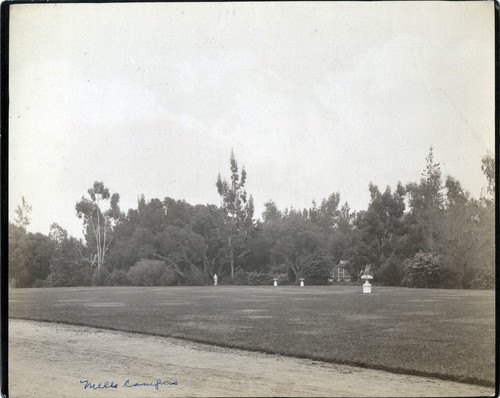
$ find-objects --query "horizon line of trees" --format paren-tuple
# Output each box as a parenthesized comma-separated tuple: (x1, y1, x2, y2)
(9, 147, 495, 289)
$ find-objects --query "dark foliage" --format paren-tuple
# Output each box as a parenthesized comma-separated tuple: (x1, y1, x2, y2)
(126, 259, 176, 286)
(405, 252, 444, 288)
(301, 252, 331, 285)
(9, 150, 494, 290)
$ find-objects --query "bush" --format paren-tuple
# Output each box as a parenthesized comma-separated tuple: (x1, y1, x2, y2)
(107, 269, 130, 286)
(374, 256, 404, 286)
(273, 273, 289, 285)
(92, 267, 110, 286)
(32, 278, 52, 288)
(270, 263, 288, 275)
(439, 266, 462, 289)
(405, 252, 444, 288)
(182, 266, 206, 286)
(470, 267, 495, 289)
(126, 259, 167, 286)
(50, 238, 92, 287)
(216, 275, 232, 285)
(50, 262, 93, 287)
(233, 269, 248, 285)
(268, 264, 291, 285)
(247, 271, 273, 285)
(158, 267, 179, 286)
(301, 252, 331, 285)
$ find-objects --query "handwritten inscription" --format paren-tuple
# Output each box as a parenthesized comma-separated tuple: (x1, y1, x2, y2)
(124, 379, 178, 390)
(80, 379, 178, 390)
(80, 380, 118, 390)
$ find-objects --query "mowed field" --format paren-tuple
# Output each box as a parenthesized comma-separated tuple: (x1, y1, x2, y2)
(9, 285, 495, 386)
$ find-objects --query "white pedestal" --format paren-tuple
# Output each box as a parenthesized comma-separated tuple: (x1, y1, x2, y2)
(300, 281, 304, 287)
(273, 280, 278, 287)
(363, 282, 371, 294)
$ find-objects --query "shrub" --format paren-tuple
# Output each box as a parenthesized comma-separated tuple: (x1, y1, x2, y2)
(216, 275, 231, 285)
(50, 238, 92, 287)
(301, 252, 331, 285)
(439, 266, 462, 289)
(405, 252, 444, 288)
(374, 256, 404, 286)
(182, 266, 206, 286)
(50, 262, 93, 287)
(32, 278, 51, 288)
(270, 263, 288, 275)
(126, 259, 167, 286)
(75, 265, 93, 286)
(266, 264, 293, 285)
(92, 267, 110, 286)
(158, 267, 179, 286)
(107, 269, 130, 286)
(234, 269, 248, 285)
(272, 273, 289, 285)
(247, 271, 273, 285)
(470, 267, 495, 290)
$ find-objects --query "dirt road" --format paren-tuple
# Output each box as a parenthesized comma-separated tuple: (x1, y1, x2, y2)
(9, 319, 493, 397)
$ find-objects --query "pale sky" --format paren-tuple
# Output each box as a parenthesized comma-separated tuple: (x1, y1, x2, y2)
(9, 2, 495, 238)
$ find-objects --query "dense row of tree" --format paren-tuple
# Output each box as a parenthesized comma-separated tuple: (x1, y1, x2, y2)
(9, 148, 495, 289)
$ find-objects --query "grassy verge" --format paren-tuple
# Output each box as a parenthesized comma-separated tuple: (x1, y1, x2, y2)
(9, 285, 495, 386)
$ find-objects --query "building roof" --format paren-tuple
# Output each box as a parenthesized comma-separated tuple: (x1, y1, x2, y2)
(332, 260, 350, 272)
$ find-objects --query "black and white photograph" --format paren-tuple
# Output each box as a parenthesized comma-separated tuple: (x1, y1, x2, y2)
(4, 1, 496, 397)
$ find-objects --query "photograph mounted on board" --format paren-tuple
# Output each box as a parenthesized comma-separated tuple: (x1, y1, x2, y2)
(6, 1, 495, 397)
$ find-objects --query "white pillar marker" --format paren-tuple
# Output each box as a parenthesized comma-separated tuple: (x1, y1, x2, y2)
(300, 278, 305, 287)
(213, 274, 218, 286)
(273, 278, 278, 287)
(360, 265, 373, 294)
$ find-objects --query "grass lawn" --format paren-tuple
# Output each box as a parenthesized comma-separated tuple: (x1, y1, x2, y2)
(9, 285, 495, 386)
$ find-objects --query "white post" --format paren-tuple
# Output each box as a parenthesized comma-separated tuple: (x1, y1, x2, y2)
(361, 275, 373, 293)
(300, 278, 304, 287)
(214, 274, 218, 286)
(273, 278, 278, 287)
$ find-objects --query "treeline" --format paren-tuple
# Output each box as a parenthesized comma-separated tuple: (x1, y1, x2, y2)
(9, 148, 495, 289)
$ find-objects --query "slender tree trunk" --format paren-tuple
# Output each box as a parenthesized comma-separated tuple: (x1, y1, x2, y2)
(97, 196, 102, 268)
(202, 244, 212, 285)
(203, 258, 209, 285)
(103, 225, 107, 268)
(289, 259, 299, 283)
(229, 235, 235, 281)
(429, 210, 433, 253)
